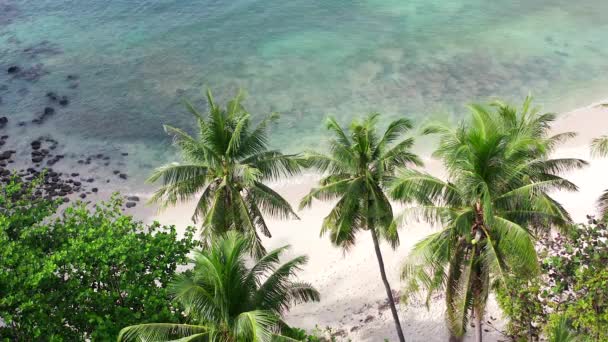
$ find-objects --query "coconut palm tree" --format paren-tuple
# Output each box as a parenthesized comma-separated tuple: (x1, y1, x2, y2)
(148, 90, 303, 257)
(591, 135, 608, 219)
(391, 98, 584, 342)
(118, 232, 319, 342)
(300, 113, 423, 342)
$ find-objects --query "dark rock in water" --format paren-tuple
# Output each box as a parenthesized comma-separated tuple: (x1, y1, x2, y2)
(127, 196, 140, 202)
(31, 141, 41, 150)
(73, 181, 81, 186)
(68, 82, 79, 89)
(7, 66, 20, 74)
(119, 173, 127, 180)
(31, 156, 43, 163)
(0, 151, 13, 160)
(86, 178, 94, 183)
(121, 152, 129, 156)
(46, 92, 58, 101)
(18, 121, 26, 127)
(63, 197, 70, 203)
(16, 64, 49, 82)
(1, 135, 7, 140)
(33, 107, 55, 124)
(66, 74, 78, 81)
(113, 170, 120, 175)
(0, 169, 10, 176)
(91, 187, 98, 193)
(79, 193, 86, 199)
(125, 202, 136, 208)
(71, 172, 79, 177)
(0, 117, 7, 128)
(58, 96, 69, 106)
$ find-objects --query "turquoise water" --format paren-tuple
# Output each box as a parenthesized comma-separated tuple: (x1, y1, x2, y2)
(1, 0, 608, 182)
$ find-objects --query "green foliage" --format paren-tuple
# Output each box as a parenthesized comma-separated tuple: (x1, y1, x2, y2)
(276, 326, 324, 341)
(119, 232, 319, 342)
(496, 277, 544, 340)
(300, 113, 422, 249)
(300, 113, 421, 341)
(546, 315, 579, 342)
(590, 135, 608, 219)
(394, 97, 584, 339)
(149, 89, 303, 258)
(542, 220, 608, 340)
(0, 179, 198, 341)
(497, 219, 608, 341)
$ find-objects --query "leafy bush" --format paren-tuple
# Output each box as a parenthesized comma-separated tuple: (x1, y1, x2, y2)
(496, 277, 545, 341)
(498, 218, 608, 341)
(0, 179, 198, 341)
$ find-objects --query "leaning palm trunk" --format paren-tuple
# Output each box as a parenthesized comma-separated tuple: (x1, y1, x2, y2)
(474, 306, 483, 342)
(370, 225, 406, 342)
(300, 114, 422, 342)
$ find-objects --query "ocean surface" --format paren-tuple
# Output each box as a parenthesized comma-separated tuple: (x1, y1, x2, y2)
(1, 0, 608, 188)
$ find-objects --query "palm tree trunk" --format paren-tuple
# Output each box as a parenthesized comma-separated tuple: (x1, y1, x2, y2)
(474, 307, 483, 342)
(370, 227, 405, 342)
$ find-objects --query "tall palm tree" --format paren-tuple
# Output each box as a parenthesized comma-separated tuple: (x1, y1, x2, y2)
(148, 90, 303, 257)
(300, 113, 423, 342)
(118, 232, 320, 342)
(391, 98, 585, 342)
(591, 135, 608, 219)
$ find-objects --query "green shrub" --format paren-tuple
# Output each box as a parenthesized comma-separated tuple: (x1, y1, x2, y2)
(498, 218, 608, 341)
(0, 179, 198, 341)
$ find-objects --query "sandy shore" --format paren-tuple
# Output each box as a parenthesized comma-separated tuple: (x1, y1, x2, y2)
(143, 100, 608, 341)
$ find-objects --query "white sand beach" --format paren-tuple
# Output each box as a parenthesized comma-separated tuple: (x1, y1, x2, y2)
(145, 100, 608, 341)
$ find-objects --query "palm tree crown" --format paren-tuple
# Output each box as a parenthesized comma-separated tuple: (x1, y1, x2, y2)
(300, 113, 423, 342)
(591, 135, 608, 219)
(148, 90, 303, 257)
(392, 98, 585, 341)
(119, 232, 319, 342)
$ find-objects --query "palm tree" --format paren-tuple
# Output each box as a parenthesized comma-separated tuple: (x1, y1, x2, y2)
(391, 98, 584, 342)
(591, 135, 608, 219)
(300, 113, 423, 342)
(148, 90, 303, 257)
(118, 232, 320, 341)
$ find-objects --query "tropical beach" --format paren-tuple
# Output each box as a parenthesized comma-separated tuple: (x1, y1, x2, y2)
(146, 100, 608, 341)
(2, 1, 608, 341)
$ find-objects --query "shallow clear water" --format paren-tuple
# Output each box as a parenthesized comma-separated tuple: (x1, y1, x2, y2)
(1, 0, 608, 184)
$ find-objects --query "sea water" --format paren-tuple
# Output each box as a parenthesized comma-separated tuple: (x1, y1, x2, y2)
(1, 0, 607, 186)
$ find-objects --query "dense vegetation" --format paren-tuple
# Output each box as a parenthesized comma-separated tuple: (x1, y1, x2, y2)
(1, 91, 606, 341)
(0, 179, 198, 340)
